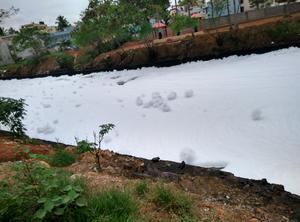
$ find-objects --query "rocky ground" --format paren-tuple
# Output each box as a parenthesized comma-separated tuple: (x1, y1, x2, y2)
(0, 131, 299, 222)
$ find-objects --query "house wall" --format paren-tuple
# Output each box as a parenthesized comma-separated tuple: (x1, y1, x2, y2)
(0, 38, 14, 66)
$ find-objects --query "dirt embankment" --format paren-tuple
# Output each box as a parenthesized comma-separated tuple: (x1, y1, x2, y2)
(1, 15, 300, 80)
(0, 130, 300, 221)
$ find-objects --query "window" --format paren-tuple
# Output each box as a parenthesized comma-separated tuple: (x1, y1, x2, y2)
(240, 6, 244, 12)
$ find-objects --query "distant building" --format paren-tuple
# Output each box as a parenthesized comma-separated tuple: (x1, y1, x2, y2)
(21, 21, 57, 33)
(48, 26, 74, 50)
(0, 38, 14, 65)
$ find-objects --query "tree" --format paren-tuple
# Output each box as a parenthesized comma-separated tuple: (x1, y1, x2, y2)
(0, 97, 27, 137)
(249, 0, 267, 9)
(12, 27, 50, 57)
(76, 123, 115, 171)
(73, 0, 153, 53)
(8, 27, 17, 35)
(0, 27, 4, 36)
(170, 14, 198, 37)
(178, 0, 201, 17)
(0, 7, 19, 24)
(212, 0, 226, 17)
(55, 15, 70, 31)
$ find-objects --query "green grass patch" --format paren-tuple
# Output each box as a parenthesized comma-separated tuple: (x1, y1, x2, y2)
(87, 188, 138, 222)
(50, 149, 76, 167)
(153, 185, 193, 216)
(135, 180, 149, 198)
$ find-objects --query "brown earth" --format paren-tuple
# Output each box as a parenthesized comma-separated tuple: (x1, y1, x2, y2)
(0, 131, 299, 221)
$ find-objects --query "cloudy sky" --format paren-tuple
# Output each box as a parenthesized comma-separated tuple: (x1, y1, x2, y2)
(1, 0, 176, 29)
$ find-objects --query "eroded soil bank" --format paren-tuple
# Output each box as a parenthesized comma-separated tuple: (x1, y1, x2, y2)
(0, 131, 299, 221)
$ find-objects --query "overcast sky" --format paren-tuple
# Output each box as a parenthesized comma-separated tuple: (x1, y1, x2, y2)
(1, 0, 176, 29)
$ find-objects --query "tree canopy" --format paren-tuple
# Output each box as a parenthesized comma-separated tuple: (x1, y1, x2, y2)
(0, 7, 19, 24)
(12, 27, 50, 57)
(56, 15, 71, 31)
(170, 14, 198, 35)
(73, 0, 166, 53)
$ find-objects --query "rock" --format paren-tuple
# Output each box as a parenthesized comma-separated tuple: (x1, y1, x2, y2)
(178, 161, 186, 170)
(151, 157, 160, 162)
(101, 150, 114, 159)
(104, 166, 117, 174)
(248, 218, 260, 222)
(271, 184, 284, 194)
(161, 172, 181, 182)
(70, 174, 82, 180)
(261, 178, 268, 185)
(38, 160, 50, 168)
(65, 146, 77, 154)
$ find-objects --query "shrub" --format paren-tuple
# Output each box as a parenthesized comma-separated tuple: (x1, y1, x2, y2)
(75, 48, 98, 70)
(135, 180, 149, 197)
(153, 185, 192, 216)
(50, 149, 76, 167)
(0, 160, 88, 221)
(87, 188, 137, 222)
(76, 139, 93, 154)
(267, 20, 300, 41)
(0, 97, 27, 137)
(57, 54, 74, 70)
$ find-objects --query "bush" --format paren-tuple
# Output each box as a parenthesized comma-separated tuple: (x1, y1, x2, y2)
(50, 149, 76, 167)
(267, 20, 300, 41)
(87, 188, 138, 222)
(135, 180, 149, 197)
(0, 97, 27, 137)
(153, 185, 192, 216)
(57, 54, 74, 70)
(76, 139, 93, 154)
(74, 47, 98, 70)
(0, 161, 88, 221)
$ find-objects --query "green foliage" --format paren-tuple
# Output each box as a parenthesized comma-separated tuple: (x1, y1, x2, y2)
(73, 0, 158, 53)
(12, 27, 50, 57)
(153, 185, 192, 216)
(0, 97, 26, 137)
(56, 15, 70, 31)
(0, 161, 87, 221)
(135, 180, 149, 197)
(75, 47, 98, 69)
(170, 14, 198, 34)
(76, 139, 93, 154)
(211, 0, 226, 18)
(0, 26, 4, 36)
(87, 188, 137, 222)
(0, 7, 19, 24)
(50, 149, 76, 167)
(56, 53, 74, 69)
(267, 20, 300, 42)
(249, 0, 268, 9)
(93, 123, 115, 170)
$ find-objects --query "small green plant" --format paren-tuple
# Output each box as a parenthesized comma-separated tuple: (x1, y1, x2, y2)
(135, 180, 149, 197)
(76, 139, 93, 154)
(153, 185, 192, 216)
(0, 160, 87, 221)
(50, 149, 76, 167)
(75, 123, 115, 170)
(93, 123, 115, 170)
(87, 188, 137, 222)
(0, 97, 27, 137)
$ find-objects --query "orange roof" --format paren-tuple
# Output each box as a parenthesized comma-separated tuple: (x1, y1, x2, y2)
(152, 22, 167, 29)
(191, 13, 204, 18)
